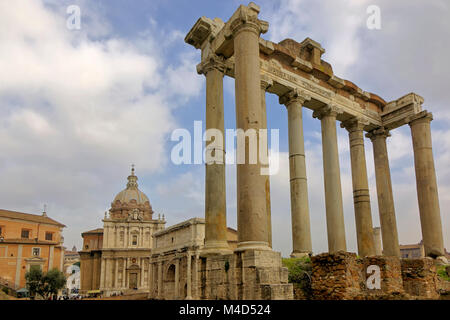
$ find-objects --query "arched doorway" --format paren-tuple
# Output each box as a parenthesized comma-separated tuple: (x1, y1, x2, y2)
(164, 264, 176, 299)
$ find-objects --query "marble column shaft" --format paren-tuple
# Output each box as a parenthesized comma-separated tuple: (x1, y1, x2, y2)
(260, 77, 272, 248)
(232, 17, 269, 251)
(281, 90, 312, 256)
(367, 128, 400, 257)
(408, 112, 445, 257)
(342, 119, 375, 257)
(200, 56, 229, 253)
(313, 105, 347, 253)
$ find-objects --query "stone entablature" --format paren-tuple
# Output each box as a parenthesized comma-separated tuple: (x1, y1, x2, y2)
(185, 5, 425, 133)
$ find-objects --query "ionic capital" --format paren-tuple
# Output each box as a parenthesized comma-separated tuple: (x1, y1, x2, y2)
(260, 74, 273, 91)
(406, 110, 433, 127)
(340, 117, 369, 133)
(365, 127, 391, 141)
(279, 88, 311, 107)
(312, 104, 343, 120)
(197, 54, 227, 75)
(229, 3, 269, 37)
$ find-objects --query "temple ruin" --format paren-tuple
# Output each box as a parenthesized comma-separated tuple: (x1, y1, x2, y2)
(146, 3, 447, 300)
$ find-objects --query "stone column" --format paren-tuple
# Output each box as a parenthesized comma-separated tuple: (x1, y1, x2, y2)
(114, 259, 119, 289)
(193, 253, 199, 299)
(231, 7, 270, 251)
(174, 258, 179, 299)
(140, 258, 145, 288)
(341, 118, 376, 257)
(408, 111, 445, 258)
(198, 55, 230, 254)
(280, 89, 312, 257)
(100, 258, 106, 289)
(260, 76, 273, 248)
(122, 258, 127, 288)
(313, 105, 347, 253)
(373, 227, 382, 255)
(148, 262, 154, 297)
(157, 261, 162, 299)
(366, 127, 400, 257)
(186, 253, 192, 299)
(103, 258, 109, 289)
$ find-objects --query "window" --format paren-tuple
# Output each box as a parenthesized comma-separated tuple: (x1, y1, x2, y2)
(45, 232, 53, 241)
(32, 248, 41, 256)
(21, 229, 30, 239)
(132, 235, 137, 246)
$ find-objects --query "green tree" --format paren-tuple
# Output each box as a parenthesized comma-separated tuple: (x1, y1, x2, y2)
(25, 267, 44, 299)
(42, 269, 66, 299)
(25, 268, 66, 300)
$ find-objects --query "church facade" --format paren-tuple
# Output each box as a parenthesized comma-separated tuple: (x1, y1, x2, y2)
(79, 167, 165, 296)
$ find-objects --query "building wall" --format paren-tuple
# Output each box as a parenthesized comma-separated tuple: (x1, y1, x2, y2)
(79, 230, 103, 292)
(79, 250, 102, 292)
(82, 232, 103, 251)
(149, 218, 238, 300)
(0, 217, 64, 290)
(0, 218, 62, 243)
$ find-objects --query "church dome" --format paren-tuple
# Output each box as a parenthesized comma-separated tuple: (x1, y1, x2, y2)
(112, 167, 150, 206)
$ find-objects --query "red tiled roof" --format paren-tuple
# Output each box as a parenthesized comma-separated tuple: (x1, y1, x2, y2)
(0, 209, 65, 227)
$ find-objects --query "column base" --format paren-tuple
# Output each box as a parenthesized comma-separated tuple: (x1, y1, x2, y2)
(234, 241, 271, 252)
(201, 240, 233, 256)
(436, 256, 448, 265)
(290, 251, 311, 259)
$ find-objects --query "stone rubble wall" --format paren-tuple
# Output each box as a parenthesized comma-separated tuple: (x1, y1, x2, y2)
(310, 251, 442, 300)
(199, 250, 293, 300)
(401, 258, 440, 299)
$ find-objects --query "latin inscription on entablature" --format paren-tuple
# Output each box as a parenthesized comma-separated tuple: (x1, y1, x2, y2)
(261, 59, 334, 100)
(260, 59, 382, 126)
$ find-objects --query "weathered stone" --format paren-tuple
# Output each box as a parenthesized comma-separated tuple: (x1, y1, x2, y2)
(401, 258, 440, 299)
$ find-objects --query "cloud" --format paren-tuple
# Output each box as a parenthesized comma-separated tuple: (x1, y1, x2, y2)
(0, 0, 202, 248)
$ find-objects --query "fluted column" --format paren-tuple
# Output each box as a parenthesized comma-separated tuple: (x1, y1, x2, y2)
(232, 9, 270, 251)
(313, 105, 347, 253)
(408, 111, 445, 258)
(366, 128, 400, 257)
(341, 118, 376, 257)
(198, 55, 230, 254)
(260, 75, 272, 248)
(280, 89, 312, 257)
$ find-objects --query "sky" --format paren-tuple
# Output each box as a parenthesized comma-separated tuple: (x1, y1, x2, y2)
(0, 0, 449, 257)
